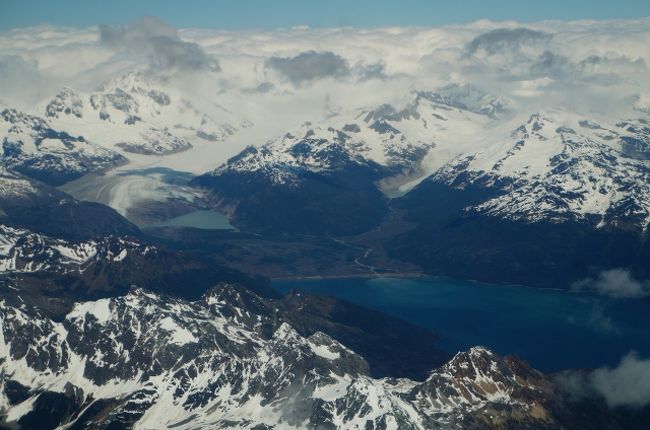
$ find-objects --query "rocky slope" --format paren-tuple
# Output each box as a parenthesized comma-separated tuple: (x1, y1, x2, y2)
(0, 284, 616, 430)
(0, 167, 139, 239)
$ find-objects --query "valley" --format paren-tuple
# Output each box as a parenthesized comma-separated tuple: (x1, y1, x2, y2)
(1, 12, 650, 429)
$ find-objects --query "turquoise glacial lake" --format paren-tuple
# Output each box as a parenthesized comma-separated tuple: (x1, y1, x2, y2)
(145, 210, 233, 230)
(272, 276, 650, 372)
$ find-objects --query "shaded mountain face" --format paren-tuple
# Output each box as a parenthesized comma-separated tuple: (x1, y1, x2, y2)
(191, 124, 394, 236)
(0, 284, 623, 430)
(0, 168, 139, 240)
(388, 113, 650, 287)
(193, 158, 391, 236)
(389, 186, 650, 288)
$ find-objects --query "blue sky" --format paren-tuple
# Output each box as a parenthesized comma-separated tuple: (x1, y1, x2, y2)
(1, 0, 649, 31)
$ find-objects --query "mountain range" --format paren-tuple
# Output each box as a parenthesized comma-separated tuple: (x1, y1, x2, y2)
(1, 66, 649, 429)
(192, 83, 650, 287)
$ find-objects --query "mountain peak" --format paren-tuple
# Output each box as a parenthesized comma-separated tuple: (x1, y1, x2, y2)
(0, 285, 601, 430)
(417, 83, 511, 118)
(1, 107, 125, 185)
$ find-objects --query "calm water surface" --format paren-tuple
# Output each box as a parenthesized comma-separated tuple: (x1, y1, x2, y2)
(146, 210, 233, 230)
(272, 276, 650, 372)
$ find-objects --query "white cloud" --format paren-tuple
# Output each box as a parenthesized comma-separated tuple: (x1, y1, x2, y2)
(511, 77, 554, 97)
(558, 352, 650, 408)
(0, 54, 55, 109)
(572, 269, 650, 299)
(592, 353, 650, 407)
(0, 17, 648, 148)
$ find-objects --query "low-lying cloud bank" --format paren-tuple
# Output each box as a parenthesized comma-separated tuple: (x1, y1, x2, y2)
(558, 352, 650, 408)
(0, 16, 648, 134)
(572, 269, 650, 298)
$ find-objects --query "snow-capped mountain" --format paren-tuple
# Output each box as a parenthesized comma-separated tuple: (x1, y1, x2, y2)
(199, 81, 650, 233)
(0, 224, 151, 274)
(417, 83, 511, 119)
(43, 72, 248, 156)
(432, 112, 650, 230)
(0, 109, 125, 185)
(0, 284, 602, 430)
(0, 167, 39, 200)
(114, 127, 192, 155)
(387, 112, 650, 289)
(193, 84, 506, 235)
(206, 83, 503, 187)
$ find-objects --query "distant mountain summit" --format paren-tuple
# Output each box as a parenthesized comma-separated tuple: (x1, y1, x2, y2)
(193, 84, 507, 235)
(206, 83, 507, 185)
(432, 112, 650, 230)
(42, 72, 248, 156)
(0, 108, 124, 185)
